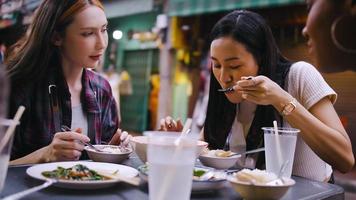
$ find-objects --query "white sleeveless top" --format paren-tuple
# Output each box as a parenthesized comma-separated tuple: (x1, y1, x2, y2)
(229, 61, 336, 182)
(71, 104, 88, 136)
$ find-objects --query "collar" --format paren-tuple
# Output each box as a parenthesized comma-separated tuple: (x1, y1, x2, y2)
(81, 69, 101, 114)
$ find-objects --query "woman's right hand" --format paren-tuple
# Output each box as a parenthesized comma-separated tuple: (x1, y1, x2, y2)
(158, 116, 183, 132)
(42, 128, 90, 162)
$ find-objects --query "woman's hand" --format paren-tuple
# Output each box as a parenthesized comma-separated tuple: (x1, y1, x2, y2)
(233, 76, 292, 108)
(158, 116, 183, 132)
(42, 128, 90, 162)
(109, 129, 132, 146)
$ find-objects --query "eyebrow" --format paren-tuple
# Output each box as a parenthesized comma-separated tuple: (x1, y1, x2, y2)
(80, 23, 108, 30)
(210, 56, 239, 62)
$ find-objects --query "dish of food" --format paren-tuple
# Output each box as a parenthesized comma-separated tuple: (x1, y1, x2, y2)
(138, 164, 226, 192)
(204, 149, 236, 157)
(41, 164, 112, 181)
(26, 161, 138, 189)
(227, 168, 295, 199)
(96, 145, 131, 154)
(199, 149, 240, 169)
(85, 145, 132, 163)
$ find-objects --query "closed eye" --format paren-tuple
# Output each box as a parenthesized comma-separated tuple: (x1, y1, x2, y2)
(81, 32, 94, 37)
(230, 65, 241, 69)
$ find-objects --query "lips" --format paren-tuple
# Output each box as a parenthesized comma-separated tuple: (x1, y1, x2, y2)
(89, 54, 102, 61)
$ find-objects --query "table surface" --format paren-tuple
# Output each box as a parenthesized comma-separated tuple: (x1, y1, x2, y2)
(0, 155, 344, 200)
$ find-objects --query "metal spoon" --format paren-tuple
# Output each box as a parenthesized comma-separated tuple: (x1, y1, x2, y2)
(218, 77, 253, 93)
(218, 87, 234, 93)
(2, 179, 57, 200)
(267, 160, 289, 186)
(61, 125, 104, 153)
(226, 147, 265, 157)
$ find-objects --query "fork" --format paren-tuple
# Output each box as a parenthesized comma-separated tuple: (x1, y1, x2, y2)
(61, 125, 104, 153)
(2, 179, 57, 200)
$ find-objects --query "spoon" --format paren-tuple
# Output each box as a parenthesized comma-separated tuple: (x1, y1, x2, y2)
(218, 87, 234, 93)
(100, 170, 140, 186)
(61, 125, 104, 153)
(267, 160, 289, 186)
(174, 118, 192, 146)
(226, 147, 265, 157)
(2, 179, 57, 200)
(218, 77, 253, 93)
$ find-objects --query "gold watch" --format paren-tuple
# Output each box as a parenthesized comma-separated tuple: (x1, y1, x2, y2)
(281, 98, 297, 116)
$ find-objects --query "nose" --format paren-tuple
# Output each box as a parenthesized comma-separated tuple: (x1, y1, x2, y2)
(302, 26, 308, 39)
(96, 32, 107, 50)
(220, 68, 233, 84)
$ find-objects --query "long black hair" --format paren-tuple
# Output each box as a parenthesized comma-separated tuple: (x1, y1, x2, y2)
(204, 10, 292, 155)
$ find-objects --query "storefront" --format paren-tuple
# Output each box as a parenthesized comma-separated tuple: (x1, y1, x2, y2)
(103, 0, 162, 132)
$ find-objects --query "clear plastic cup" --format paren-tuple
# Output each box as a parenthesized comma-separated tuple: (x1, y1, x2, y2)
(262, 127, 299, 178)
(0, 119, 18, 193)
(147, 132, 197, 200)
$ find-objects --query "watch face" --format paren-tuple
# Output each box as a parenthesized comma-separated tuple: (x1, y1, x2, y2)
(282, 100, 297, 115)
(286, 105, 294, 112)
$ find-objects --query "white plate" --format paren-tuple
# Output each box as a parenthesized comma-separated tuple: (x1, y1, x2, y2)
(138, 165, 226, 192)
(26, 161, 138, 189)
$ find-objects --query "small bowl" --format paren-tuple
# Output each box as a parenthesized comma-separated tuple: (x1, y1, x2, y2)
(227, 175, 295, 200)
(199, 154, 240, 169)
(130, 136, 208, 163)
(85, 145, 132, 164)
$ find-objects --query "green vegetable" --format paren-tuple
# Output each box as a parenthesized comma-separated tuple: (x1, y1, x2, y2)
(41, 164, 109, 181)
(193, 169, 206, 177)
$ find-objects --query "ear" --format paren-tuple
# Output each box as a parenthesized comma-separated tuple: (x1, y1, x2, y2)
(52, 31, 63, 46)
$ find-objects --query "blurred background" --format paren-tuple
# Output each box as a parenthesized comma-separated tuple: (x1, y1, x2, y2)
(1, 0, 356, 198)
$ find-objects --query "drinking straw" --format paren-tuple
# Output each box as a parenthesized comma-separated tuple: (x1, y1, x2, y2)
(0, 106, 25, 152)
(157, 118, 193, 200)
(181, 118, 192, 136)
(273, 120, 283, 173)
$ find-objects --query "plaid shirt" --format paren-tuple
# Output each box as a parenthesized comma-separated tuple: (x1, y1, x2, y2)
(0, 64, 8, 119)
(9, 67, 119, 160)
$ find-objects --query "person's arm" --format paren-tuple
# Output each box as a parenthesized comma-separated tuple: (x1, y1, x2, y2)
(235, 65, 354, 173)
(10, 146, 50, 165)
(273, 94, 354, 173)
(10, 130, 90, 166)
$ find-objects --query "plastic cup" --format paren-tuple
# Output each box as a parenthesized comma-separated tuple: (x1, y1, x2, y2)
(147, 132, 197, 200)
(0, 119, 18, 193)
(262, 127, 299, 178)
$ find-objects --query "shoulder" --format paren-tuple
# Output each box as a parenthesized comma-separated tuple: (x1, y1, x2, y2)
(84, 69, 112, 95)
(286, 61, 337, 109)
(287, 61, 327, 85)
(289, 61, 320, 76)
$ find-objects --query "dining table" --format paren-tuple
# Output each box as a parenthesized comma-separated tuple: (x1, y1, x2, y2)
(0, 153, 344, 200)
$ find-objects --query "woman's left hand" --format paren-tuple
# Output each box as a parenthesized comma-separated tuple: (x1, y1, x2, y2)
(109, 129, 132, 146)
(233, 76, 291, 107)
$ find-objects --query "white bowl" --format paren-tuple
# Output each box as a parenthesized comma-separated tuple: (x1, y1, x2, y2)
(199, 154, 240, 169)
(227, 175, 295, 200)
(85, 145, 132, 164)
(130, 136, 208, 163)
